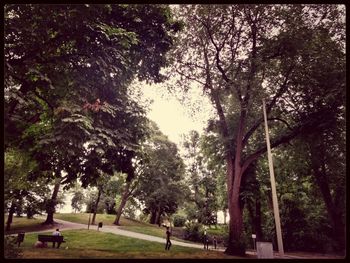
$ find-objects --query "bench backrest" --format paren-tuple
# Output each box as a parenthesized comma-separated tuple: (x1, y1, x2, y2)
(38, 235, 64, 242)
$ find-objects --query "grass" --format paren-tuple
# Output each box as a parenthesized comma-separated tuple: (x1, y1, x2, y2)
(54, 213, 191, 242)
(7, 229, 245, 259)
(206, 224, 228, 237)
(4, 216, 52, 234)
(5, 214, 227, 245)
(54, 212, 149, 227)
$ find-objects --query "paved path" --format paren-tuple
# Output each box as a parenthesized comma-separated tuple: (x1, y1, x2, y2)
(22, 218, 344, 259)
(29, 218, 205, 250)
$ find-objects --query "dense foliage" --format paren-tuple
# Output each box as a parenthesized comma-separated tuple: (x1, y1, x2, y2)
(167, 4, 345, 255)
(4, 4, 181, 226)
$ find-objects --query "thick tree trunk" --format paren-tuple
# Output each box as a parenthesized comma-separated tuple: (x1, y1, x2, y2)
(91, 188, 102, 225)
(150, 210, 157, 224)
(155, 205, 161, 226)
(225, 107, 247, 256)
(43, 177, 61, 225)
(6, 202, 16, 231)
(113, 181, 131, 225)
(224, 157, 246, 256)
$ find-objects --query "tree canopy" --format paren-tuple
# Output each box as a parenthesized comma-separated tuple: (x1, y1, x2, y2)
(166, 4, 345, 255)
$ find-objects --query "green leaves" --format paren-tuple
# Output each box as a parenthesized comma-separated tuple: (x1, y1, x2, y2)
(95, 23, 139, 47)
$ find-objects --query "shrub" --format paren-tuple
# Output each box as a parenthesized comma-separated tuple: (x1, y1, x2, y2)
(4, 235, 22, 259)
(138, 213, 150, 223)
(173, 214, 186, 227)
(184, 221, 204, 242)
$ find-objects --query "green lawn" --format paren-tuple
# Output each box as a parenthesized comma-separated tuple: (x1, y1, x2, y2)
(4, 216, 51, 234)
(206, 225, 228, 236)
(6, 229, 244, 259)
(54, 213, 190, 242)
(54, 213, 150, 227)
(4, 214, 226, 250)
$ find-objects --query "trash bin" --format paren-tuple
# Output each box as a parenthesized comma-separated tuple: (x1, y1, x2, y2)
(256, 242, 274, 258)
(98, 222, 103, 228)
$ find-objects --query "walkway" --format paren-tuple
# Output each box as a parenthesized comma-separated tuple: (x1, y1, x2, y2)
(24, 218, 344, 259)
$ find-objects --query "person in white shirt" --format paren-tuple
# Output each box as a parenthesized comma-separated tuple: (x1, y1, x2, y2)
(52, 228, 61, 248)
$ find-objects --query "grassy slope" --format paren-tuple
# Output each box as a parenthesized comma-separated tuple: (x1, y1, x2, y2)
(54, 213, 144, 226)
(5, 214, 228, 244)
(4, 216, 50, 234)
(54, 213, 191, 242)
(8, 229, 242, 259)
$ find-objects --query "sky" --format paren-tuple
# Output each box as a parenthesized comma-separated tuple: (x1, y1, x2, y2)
(138, 82, 215, 148)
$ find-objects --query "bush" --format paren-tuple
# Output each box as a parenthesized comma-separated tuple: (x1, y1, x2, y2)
(138, 213, 150, 223)
(4, 235, 22, 259)
(173, 214, 186, 227)
(184, 221, 205, 242)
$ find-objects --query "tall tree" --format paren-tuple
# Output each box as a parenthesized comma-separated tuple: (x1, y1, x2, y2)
(5, 4, 182, 224)
(135, 122, 188, 225)
(182, 130, 218, 225)
(4, 148, 50, 230)
(167, 4, 345, 255)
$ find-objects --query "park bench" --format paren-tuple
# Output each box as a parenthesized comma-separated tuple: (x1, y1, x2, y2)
(37, 235, 65, 248)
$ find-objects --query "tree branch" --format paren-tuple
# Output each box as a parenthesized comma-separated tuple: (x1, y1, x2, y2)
(32, 89, 54, 112)
(174, 68, 206, 86)
(267, 117, 293, 131)
(242, 64, 294, 147)
(241, 125, 302, 174)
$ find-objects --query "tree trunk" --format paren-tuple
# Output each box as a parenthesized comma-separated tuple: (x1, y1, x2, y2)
(155, 205, 161, 226)
(91, 188, 102, 225)
(225, 108, 247, 256)
(113, 181, 131, 225)
(223, 209, 227, 225)
(5, 201, 16, 231)
(255, 198, 263, 241)
(246, 197, 263, 241)
(309, 142, 345, 252)
(150, 210, 157, 224)
(224, 157, 245, 256)
(43, 177, 61, 225)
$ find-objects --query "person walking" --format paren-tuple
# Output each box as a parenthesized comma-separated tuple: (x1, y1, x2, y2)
(203, 230, 209, 250)
(213, 236, 217, 249)
(165, 226, 172, 250)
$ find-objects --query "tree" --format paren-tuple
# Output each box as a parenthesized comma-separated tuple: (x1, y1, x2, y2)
(71, 191, 85, 213)
(136, 122, 188, 225)
(5, 4, 182, 224)
(167, 4, 345, 255)
(4, 147, 50, 230)
(200, 129, 228, 225)
(182, 130, 218, 225)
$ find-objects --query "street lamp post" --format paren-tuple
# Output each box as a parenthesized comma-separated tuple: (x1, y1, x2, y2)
(262, 99, 284, 256)
(88, 210, 91, 230)
(252, 234, 256, 251)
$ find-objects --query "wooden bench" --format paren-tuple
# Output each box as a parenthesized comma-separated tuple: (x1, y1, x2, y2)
(38, 235, 66, 248)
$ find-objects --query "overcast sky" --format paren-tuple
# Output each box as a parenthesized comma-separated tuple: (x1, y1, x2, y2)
(139, 82, 215, 148)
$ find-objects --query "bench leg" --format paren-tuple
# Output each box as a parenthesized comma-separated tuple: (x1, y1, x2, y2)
(52, 242, 56, 248)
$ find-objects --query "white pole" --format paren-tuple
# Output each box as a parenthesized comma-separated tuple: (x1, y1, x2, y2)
(262, 99, 284, 256)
